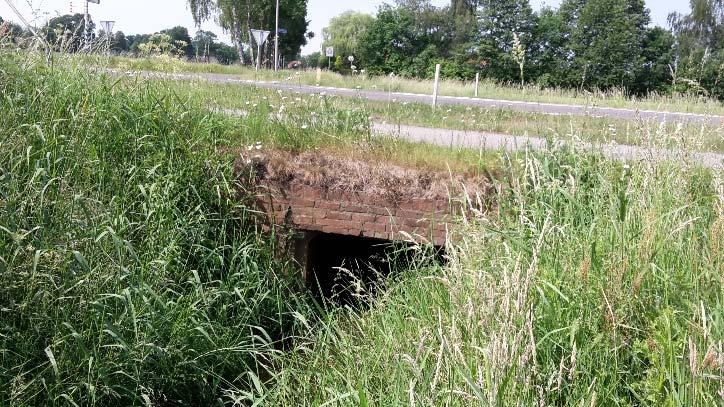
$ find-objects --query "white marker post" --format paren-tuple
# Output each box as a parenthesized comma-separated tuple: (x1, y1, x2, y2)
(475, 72, 480, 98)
(432, 63, 441, 108)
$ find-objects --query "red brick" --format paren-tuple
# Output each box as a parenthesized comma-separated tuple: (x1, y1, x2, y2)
(399, 217, 427, 228)
(289, 198, 315, 208)
(291, 214, 315, 225)
(301, 188, 321, 201)
(351, 213, 376, 223)
(319, 219, 351, 229)
(340, 203, 368, 213)
(367, 206, 394, 216)
(315, 200, 341, 210)
(362, 222, 387, 233)
(326, 211, 352, 221)
(396, 209, 425, 220)
(322, 225, 349, 235)
(373, 231, 391, 240)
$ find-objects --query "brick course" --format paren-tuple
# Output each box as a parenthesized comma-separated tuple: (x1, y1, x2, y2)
(256, 183, 462, 246)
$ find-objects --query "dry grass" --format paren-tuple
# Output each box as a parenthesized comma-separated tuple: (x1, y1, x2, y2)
(235, 148, 495, 203)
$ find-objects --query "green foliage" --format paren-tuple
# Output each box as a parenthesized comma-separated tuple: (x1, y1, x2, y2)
(43, 13, 94, 52)
(570, 0, 650, 89)
(0, 51, 313, 405)
(322, 11, 375, 61)
(160, 26, 194, 58)
(137, 33, 186, 57)
(260, 142, 724, 406)
(346, 0, 724, 99)
(476, 0, 535, 83)
(111, 31, 128, 53)
(188, 0, 309, 65)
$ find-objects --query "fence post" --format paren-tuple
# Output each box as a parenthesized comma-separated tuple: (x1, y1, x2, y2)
(475, 72, 480, 98)
(433, 64, 441, 108)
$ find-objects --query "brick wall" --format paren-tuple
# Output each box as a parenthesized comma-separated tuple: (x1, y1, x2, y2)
(255, 183, 462, 246)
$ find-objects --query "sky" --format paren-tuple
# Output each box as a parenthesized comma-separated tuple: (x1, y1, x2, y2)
(0, 0, 693, 55)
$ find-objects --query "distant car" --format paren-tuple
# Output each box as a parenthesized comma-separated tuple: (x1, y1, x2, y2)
(287, 60, 301, 69)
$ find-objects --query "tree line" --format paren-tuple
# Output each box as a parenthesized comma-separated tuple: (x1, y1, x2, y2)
(0, 13, 241, 64)
(187, 0, 311, 67)
(319, 0, 724, 99)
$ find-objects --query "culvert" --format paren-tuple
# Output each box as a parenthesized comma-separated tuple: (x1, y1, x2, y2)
(235, 149, 494, 300)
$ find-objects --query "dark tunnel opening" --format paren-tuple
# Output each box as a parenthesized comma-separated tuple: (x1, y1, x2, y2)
(301, 231, 445, 307)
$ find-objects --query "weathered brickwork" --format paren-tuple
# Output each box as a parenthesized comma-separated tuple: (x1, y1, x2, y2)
(256, 183, 461, 246)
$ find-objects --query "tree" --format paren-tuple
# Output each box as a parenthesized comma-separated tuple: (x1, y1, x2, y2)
(161, 26, 194, 58)
(669, 0, 724, 98)
(193, 30, 218, 61)
(44, 13, 95, 52)
(112, 31, 128, 53)
(322, 11, 375, 59)
(476, 0, 536, 82)
(0, 16, 24, 41)
(358, 5, 421, 76)
(529, 6, 569, 87)
(188, 0, 309, 66)
(137, 33, 186, 57)
(669, 0, 724, 54)
(568, 0, 650, 89)
(632, 27, 676, 94)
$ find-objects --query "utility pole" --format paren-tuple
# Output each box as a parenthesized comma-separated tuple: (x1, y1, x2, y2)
(274, 0, 280, 71)
(84, 0, 89, 50)
(84, 0, 100, 52)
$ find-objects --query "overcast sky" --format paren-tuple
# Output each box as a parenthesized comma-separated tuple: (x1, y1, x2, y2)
(0, 0, 692, 55)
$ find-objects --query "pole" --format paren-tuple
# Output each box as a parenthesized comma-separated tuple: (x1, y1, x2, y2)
(84, 0, 90, 52)
(475, 72, 479, 98)
(257, 41, 262, 71)
(432, 63, 441, 108)
(274, 0, 280, 71)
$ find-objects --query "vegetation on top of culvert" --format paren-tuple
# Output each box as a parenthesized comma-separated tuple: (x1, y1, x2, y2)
(235, 148, 495, 204)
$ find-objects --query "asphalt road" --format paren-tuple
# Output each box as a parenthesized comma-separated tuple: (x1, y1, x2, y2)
(372, 123, 723, 170)
(129, 70, 724, 125)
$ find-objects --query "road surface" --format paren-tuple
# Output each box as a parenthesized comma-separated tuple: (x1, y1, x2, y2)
(127, 70, 724, 125)
(372, 123, 723, 170)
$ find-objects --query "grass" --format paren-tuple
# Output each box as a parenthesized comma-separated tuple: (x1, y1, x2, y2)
(95, 54, 724, 116)
(150, 77, 724, 153)
(3, 45, 723, 406)
(258, 145, 724, 406)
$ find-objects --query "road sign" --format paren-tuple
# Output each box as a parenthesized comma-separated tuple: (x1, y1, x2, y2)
(100, 20, 115, 34)
(325, 46, 334, 58)
(250, 29, 271, 46)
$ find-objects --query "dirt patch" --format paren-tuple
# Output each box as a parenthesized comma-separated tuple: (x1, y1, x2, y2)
(234, 149, 494, 205)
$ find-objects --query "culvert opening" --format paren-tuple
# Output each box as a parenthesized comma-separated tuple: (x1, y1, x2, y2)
(300, 231, 445, 306)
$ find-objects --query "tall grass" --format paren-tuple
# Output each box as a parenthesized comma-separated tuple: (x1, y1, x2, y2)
(259, 144, 723, 405)
(0, 50, 316, 405)
(3, 46, 722, 406)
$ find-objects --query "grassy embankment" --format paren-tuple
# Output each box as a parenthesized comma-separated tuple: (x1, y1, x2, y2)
(258, 142, 723, 405)
(100, 54, 724, 116)
(3, 47, 723, 406)
(0, 48, 494, 406)
(157, 78, 724, 153)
